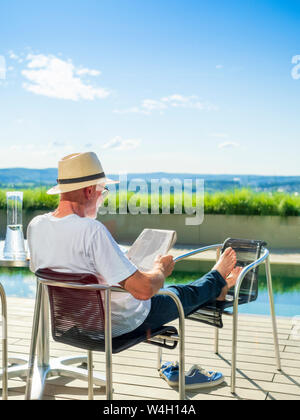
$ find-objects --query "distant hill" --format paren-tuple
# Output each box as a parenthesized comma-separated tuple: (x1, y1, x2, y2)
(1, 168, 300, 193)
(0, 168, 58, 188)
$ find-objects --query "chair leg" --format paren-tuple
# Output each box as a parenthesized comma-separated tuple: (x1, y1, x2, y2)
(0, 283, 8, 400)
(25, 282, 43, 400)
(178, 306, 185, 400)
(214, 327, 219, 354)
(265, 257, 281, 371)
(157, 347, 162, 370)
(231, 301, 238, 394)
(104, 289, 113, 400)
(87, 351, 94, 400)
(214, 248, 220, 355)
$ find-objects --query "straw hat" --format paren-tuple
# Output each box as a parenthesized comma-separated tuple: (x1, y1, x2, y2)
(47, 152, 119, 195)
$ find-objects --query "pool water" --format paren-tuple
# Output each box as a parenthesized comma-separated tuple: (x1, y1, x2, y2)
(1, 268, 300, 318)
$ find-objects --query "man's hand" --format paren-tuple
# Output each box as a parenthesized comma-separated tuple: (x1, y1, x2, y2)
(120, 254, 175, 301)
(154, 254, 175, 278)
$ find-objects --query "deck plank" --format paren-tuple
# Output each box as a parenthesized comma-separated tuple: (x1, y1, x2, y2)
(1, 297, 300, 400)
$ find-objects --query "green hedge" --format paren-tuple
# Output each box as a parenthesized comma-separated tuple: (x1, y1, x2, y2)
(0, 188, 300, 216)
(204, 189, 300, 216)
(0, 189, 59, 211)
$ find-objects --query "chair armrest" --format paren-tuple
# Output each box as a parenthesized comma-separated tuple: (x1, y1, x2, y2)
(0, 282, 7, 330)
(0, 282, 7, 312)
(173, 244, 223, 263)
(157, 289, 185, 323)
(36, 278, 113, 291)
(234, 247, 269, 300)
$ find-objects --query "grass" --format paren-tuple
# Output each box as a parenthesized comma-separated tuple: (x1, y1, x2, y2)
(0, 187, 300, 216)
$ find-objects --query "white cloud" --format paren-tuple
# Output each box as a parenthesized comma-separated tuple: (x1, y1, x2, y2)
(8, 50, 24, 63)
(0, 141, 69, 167)
(142, 99, 168, 112)
(75, 68, 101, 76)
(291, 55, 300, 80)
(291, 55, 300, 64)
(21, 53, 110, 101)
(8, 51, 19, 60)
(161, 94, 194, 103)
(114, 94, 218, 115)
(101, 136, 141, 151)
(218, 141, 240, 149)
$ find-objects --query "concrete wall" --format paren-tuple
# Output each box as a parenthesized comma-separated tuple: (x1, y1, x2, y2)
(1, 210, 300, 250)
(97, 213, 300, 249)
(102, 214, 300, 249)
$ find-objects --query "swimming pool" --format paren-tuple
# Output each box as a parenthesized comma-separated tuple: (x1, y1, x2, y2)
(1, 268, 300, 318)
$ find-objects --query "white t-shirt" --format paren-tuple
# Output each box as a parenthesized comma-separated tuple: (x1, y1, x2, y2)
(27, 213, 151, 337)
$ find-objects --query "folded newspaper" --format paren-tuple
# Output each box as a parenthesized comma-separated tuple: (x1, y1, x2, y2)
(126, 229, 177, 272)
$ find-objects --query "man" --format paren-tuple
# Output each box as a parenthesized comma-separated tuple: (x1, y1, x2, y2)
(28, 151, 241, 388)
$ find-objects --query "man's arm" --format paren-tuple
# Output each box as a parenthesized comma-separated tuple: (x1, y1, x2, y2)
(119, 255, 175, 300)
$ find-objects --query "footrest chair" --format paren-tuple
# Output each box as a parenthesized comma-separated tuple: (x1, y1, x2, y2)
(175, 238, 282, 394)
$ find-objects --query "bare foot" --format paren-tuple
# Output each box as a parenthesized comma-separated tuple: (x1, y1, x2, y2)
(216, 266, 243, 301)
(226, 266, 243, 288)
(212, 247, 237, 280)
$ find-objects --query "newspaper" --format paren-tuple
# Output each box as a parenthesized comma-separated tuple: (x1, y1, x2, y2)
(126, 228, 177, 272)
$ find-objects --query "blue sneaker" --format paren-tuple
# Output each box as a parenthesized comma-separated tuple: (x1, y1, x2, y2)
(185, 364, 224, 389)
(159, 362, 180, 387)
(159, 362, 224, 390)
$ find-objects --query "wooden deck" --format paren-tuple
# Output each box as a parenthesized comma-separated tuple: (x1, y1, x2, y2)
(1, 297, 300, 400)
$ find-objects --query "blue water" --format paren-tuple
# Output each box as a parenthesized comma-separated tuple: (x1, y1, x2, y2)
(237, 290, 300, 317)
(1, 268, 300, 318)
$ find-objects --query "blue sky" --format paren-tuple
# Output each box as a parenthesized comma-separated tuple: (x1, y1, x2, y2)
(0, 0, 300, 174)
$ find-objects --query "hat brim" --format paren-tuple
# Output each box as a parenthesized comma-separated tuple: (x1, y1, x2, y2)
(47, 177, 119, 195)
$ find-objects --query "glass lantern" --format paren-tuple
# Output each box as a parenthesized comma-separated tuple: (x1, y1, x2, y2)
(3, 192, 26, 260)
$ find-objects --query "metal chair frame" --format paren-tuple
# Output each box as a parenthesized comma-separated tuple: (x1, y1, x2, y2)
(0, 282, 8, 400)
(174, 243, 281, 393)
(25, 277, 186, 400)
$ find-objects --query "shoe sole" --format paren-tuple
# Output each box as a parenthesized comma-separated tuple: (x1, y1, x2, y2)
(159, 371, 225, 390)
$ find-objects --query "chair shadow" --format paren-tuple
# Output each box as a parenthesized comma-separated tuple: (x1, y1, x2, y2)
(1, 375, 106, 400)
(212, 353, 269, 399)
(0, 384, 26, 399)
(43, 375, 106, 399)
(267, 370, 300, 401)
(216, 353, 300, 400)
(279, 370, 300, 387)
(185, 380, 233, 400)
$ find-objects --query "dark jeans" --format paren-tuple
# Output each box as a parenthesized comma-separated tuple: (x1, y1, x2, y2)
(131, 270, 226, 335)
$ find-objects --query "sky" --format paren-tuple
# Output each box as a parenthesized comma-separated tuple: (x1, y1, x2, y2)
(0, 0, 300, 175)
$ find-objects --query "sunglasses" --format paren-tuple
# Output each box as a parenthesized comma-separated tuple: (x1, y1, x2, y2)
(102, 186, 109, 199)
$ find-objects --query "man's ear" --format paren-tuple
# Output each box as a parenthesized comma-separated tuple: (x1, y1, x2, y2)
(83, 186, 93, 200)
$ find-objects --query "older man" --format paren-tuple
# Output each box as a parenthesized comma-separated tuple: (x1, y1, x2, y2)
(28, 151, 241, 388)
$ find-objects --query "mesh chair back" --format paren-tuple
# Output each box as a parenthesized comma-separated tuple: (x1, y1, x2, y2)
(222, 238, 267, 305)
(36, 269, 105, 350)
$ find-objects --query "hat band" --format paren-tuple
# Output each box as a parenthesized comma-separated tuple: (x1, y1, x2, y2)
(57, 172, 105, 185)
